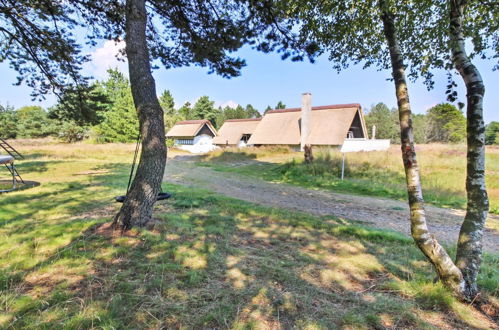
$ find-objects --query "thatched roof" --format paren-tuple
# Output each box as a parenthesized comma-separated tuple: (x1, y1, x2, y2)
(166, 120, 217, 138)
(212, 118, 261, 145)
(247, 104, 367, 145)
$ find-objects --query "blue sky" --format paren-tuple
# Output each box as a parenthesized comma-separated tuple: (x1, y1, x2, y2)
(0, 40, 497, 123)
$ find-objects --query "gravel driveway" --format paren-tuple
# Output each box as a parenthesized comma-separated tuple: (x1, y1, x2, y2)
(164, 156, 499, 253)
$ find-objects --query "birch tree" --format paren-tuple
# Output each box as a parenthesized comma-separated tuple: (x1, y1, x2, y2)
(448, 0, 492, 298)
(392, 0, 496, 298)
(286, 0, 497, 300)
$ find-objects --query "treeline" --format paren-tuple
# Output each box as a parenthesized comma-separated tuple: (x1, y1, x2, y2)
(365, 102, 499, 145)
(171, 96, 261, 131)
(2, 69, 498, 145)
(0, 69, 266, 143)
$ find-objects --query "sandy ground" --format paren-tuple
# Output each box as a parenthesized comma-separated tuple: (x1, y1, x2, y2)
(164, 155, 499, 253)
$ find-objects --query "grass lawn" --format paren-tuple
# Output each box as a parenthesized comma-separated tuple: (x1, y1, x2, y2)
(201, 144, 499, 214)
(0, 140, 497, 328)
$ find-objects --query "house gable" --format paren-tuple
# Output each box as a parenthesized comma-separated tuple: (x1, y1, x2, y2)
(197, 124, 216, 137)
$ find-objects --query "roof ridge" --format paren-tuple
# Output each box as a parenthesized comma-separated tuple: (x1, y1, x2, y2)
(266, 103, 361, 114)
(176, 119, 210, 125)
(225, 118, 262, 122)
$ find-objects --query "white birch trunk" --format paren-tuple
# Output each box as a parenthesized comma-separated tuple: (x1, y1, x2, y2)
(449, 0, 489, 299)
(378, 0, 466, 296)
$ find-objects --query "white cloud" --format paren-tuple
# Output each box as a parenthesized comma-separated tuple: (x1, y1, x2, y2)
(218, 100, 239, 109)
(85, 40, 127, 80)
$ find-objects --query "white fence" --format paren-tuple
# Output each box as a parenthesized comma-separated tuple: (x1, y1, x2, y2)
(340, 139, 390, 153)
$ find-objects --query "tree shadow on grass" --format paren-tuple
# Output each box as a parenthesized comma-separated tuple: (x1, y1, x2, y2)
(0, 161, 132, 301)
(15, 160, 55, 174)
(0, 163, 126, 229)
(3, 183, 496, 329)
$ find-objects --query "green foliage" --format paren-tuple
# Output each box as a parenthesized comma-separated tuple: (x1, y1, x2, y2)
(275, 101, 286, 109)
(427, 103, 466, 143)
(485, 122, 499, 145)
(191, 96, 219, 125)
(94, 69, 139, 142)
(16, 106, 58, 138)
(364, 103, 399, 142)
(224, 105, 247, 120)
(159, 90, 184, 131)
(178, 102, 193, 119)
(365, 103, 429, 144)
(159, 90, 175, 117)
(166, 138, 175, 148)
(0, 1, 89, 98)
(58, 121, 89, 143)
(215, 104, 261, 128)
(48, 84, 110, 126)
(412, 114, 429, 145)
(0, 104, 18, 138)
(245, 104, 261, 118)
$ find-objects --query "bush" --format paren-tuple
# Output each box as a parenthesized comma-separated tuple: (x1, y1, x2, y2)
(58, 121, 89, 143)
(166, 138, 175, 148)
(0, 105, 18, 138)
(16, 106, 59, 138)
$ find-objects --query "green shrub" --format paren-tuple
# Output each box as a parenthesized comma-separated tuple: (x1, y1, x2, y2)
(16, 106, 58, 138)
(166, 138, 175, 148)
(0, 104, 18, 138)
(58, 121, 89, 143)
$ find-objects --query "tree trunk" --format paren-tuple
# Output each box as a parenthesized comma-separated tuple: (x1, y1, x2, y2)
(304, 144, 314, 164)
(113, 0, 167, 230)
(450, 0, 489, 299)
(378, 0, 466, 296)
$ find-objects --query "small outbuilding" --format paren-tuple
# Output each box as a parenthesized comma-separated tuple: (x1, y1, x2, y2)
(166, 119, 218, 153)
(212, 118, 262, 147)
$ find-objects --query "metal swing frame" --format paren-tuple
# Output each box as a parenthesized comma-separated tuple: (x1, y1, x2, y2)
(0, 157, 24, 193)
(0, 138, 25, 193)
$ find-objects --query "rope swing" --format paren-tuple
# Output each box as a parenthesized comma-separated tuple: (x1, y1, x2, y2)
(115, 133, 171, 203)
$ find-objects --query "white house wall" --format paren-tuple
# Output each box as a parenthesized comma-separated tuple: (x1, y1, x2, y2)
(175, 134, 218, 153)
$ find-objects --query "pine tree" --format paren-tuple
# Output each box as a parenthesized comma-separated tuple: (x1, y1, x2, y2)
(159, 90, 179, 131)
(275, 101, 286, 109)
(245, 104, 261, 118)
(159, 90, 175, 117)
(178, 102, 193, 120)
(0, 104, 18, 139)
(192, 96, 219, 125)
(94, 69, 139, 142)
(426, 103, 466, 143)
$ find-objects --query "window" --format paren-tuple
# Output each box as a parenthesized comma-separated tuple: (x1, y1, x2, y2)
(176, 139, 194, 145)
(241, 134, 251, 143)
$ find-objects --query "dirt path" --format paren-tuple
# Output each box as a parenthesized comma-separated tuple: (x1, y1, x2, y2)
(164, 156, 499, 253)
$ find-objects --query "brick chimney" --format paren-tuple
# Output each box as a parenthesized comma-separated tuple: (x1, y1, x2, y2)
(300, 92, 312, 151)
